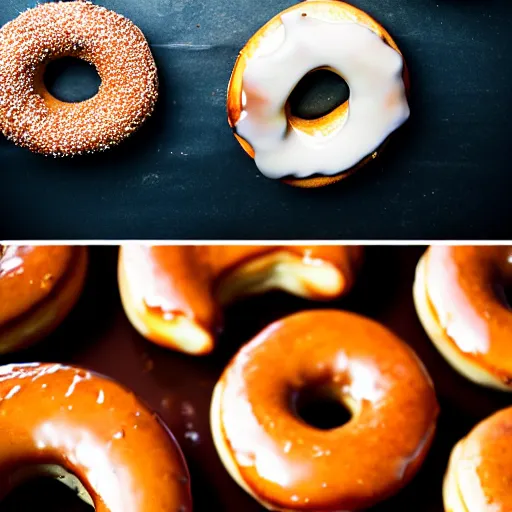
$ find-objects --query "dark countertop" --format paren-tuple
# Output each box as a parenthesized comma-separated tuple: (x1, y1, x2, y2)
(2, 246, 511, 510)
(1, 0, 512, 240)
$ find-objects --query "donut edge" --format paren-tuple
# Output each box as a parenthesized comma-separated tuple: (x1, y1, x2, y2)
(0, 247, 88, 354)
(117, 247, 215, 356)
(413, 252, 512, 392)
(227, 0, 410, 188)
(443, 440, 469, 512)
(210, 380, 295, 512)
(0, 1, 159, 157)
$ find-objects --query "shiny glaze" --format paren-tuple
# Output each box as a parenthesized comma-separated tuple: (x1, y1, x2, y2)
(0, 246, 72, 325)
(215, 310, 439, 510)
(0, 246, 87, 352)
(424, 246, 512, 384)
(227, 0, 409, 188)
(449, 406, 512, 512)
(4, 246, 508, 511)
(119, 245, 362, 348)
(0, 363, 191, 512)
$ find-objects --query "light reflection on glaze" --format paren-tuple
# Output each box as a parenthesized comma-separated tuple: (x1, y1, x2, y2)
(0, 363, 192, 512)
(216, 311, 438, 511)
(0, 257, 24, 275)
(4, 385, 21, 400)
(0, 246, 87, 355)
(0, 246, 33, 275)
(119, 245, 363, 341)
(447, 407, 512, 512)
(65, 372, 91, 398)
(424, 246, 512, 380)
(34, 422, 133, 511)
(345, 360, 387, 404)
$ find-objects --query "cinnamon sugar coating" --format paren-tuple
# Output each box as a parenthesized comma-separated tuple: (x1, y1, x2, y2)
(0, 1, 158, 156)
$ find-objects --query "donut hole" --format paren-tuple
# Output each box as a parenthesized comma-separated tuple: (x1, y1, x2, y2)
(2, 476, 93, 511)
(287, 69, 349, 121)
(291, 384, 352, 430)
(3, 465, 94, 511)
(43, 57, 101, 103)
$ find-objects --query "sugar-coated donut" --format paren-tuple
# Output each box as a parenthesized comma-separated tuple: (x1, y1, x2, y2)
(444, 406, 512, 512)
(0, 362, 192, 511)
(118, 245, 363, 355)
(0, 1, 158, 156)
(0, 246, 88, 354)
(227, 0, 410, 187)
(211, 310, 439, 511)
(413, 246, 512, 391)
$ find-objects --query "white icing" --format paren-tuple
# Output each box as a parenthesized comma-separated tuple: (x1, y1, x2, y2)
(236, 10, 410, 179)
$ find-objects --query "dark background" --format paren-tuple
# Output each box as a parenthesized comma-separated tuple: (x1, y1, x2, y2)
(2, 246, 511, 510)
(1, 0, 512, 240)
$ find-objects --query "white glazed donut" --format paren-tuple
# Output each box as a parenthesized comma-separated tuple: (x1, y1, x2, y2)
(228, 1, 410, 188)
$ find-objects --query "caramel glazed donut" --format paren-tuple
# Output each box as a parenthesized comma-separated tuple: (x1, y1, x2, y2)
(0, 1, 158, 156)
(118, 245, 363, 355)
(227, 0, 410, 188)
(444, 406, 512, 512)
(0, 363, 192, 511)
(0, 246, 87, 354)
(211, 310, 439, 511)
(414, 246, 512, 391)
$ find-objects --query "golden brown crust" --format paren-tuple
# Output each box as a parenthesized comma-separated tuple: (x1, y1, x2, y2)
(227, 0, 409, 187)
(0, 246, 88, 353)
(414, 246, 512, 390)
(212, 310, 438, 510)
(282, 147, 382, 188)
(0, 1, 158, 156)
(118, 245, 363, 354)
(0, 363, 192, 511)
(444, 407, 512, 512)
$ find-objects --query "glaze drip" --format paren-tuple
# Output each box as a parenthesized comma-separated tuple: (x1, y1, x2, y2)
(235, 10, 409, 179)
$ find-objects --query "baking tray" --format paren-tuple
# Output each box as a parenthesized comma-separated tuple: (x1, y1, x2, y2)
(1, 0, 512, 240)
(2, 246, 511, 511)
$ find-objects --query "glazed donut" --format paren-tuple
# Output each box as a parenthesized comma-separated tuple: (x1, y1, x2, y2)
(444, 406, 512, 512)
(211, 310, 438, 511)
(413, 246, 512, 391)
(0, 246, 88, 354)
(0, 1, 158, 156)
(227, 0, 410, 188)
(0, 362, 192, 511)
(118, 245, 363, 355)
